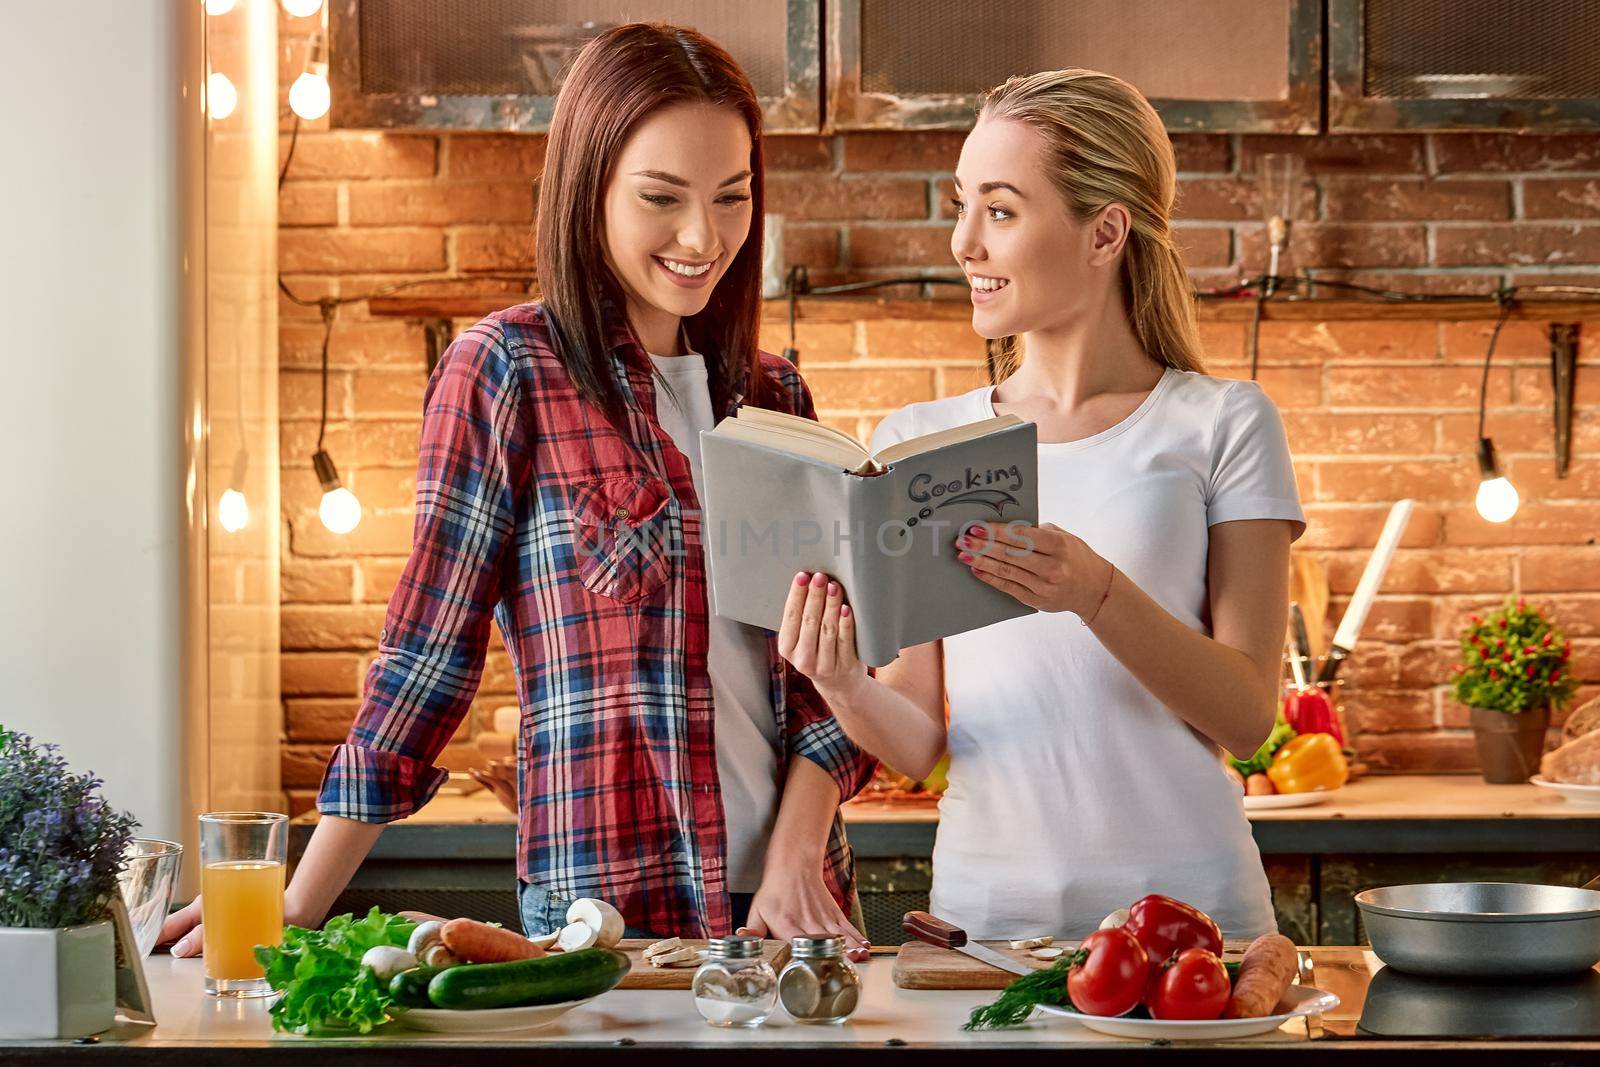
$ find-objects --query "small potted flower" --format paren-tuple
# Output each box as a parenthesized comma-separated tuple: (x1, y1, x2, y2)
(1452, 598, 1579, 784)
(0, 729, 137, 1039)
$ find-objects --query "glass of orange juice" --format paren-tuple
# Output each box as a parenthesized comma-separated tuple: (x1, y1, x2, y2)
(199, 812, 287, 997)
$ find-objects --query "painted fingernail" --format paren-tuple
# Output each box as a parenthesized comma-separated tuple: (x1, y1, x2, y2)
(795, 571, 809, 585)
(174, 938, 192, 956)
(840, 605, 851, 618)
(967, 525, 987, 538)
(827, 581, 839, 596)
(811, 572, 827, 587)
(957, 551, 973, 563)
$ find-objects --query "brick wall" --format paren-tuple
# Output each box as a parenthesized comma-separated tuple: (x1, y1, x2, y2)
(276, 70, 1600, 814)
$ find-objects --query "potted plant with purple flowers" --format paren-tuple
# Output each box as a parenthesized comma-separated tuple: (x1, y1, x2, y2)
(1452, 598, 1579, 784)
(0, 728, 138, 1039)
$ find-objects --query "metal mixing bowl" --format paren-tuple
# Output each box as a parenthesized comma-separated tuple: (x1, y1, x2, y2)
(1356, 881, 1600, 978)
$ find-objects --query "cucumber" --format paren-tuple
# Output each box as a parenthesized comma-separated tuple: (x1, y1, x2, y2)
(390, 965, 448, 1008)
(427, 948, 631, 1010)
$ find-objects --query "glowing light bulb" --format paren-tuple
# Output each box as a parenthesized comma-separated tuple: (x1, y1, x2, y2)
(281, 0, 324, 16)
(1472, 437, 1520, 524)
(289, 70, 330, 120)
(218, 488, 250, 532)
(207, 71, 237, 120)
(1475, 477, 1520, 523)
(320, 487, 362, 534)
(205, 0, 237, 15)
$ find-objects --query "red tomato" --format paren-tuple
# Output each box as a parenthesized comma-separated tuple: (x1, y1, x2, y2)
(1123, 894, 1223, 963)
(1066, 928, 1150, 1018)
(1146, 948, 1230, 1021)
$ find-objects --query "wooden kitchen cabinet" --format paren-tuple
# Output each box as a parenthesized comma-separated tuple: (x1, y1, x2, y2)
(329, 0, 821, 132)
(825, 0, 1321, 133)
(1328, 0, 1600, 131)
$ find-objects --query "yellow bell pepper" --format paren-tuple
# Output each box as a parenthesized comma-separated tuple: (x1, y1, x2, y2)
(1266, 732, 1350, 794)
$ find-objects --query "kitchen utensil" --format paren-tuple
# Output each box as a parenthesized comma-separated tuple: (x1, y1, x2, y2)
(1290, 603, 1314, 680)
(1037, 983, 1339, 1041)
(1355, 877, 1600, 977)
(901, 912, 1032, 978)
(1315, 499, 1414, 685)
(617, 939, 789, 990)
(1284, 632, 1308, 689)
(892, 940, 1051, 989)
(117, 838, 183, 958)
(1288, 552, 1329, 658)
(1530, 776, 1600, 807)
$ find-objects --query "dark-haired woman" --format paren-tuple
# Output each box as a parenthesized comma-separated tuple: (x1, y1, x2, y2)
(163, 23, 874, 951)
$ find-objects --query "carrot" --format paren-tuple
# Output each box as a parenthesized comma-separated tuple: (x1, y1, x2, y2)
(440, 918, 546, 963)
(1223, 933, 1298, 1019)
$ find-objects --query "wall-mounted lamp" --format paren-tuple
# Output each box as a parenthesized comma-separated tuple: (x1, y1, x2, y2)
(1473, 299, 1520, 524)
(218, 449, 251, 533)
(310, 301, 361, 534)
(289, 31, 331, 120)
(206, 70, 238, 120)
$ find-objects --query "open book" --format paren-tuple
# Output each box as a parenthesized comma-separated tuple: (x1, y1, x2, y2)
(699, 406, 1039, 667)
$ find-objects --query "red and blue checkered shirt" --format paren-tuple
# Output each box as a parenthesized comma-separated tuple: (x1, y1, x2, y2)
(317, 302, 877, 938)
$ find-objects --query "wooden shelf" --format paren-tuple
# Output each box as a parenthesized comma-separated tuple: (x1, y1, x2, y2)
(366, 293, 1600, 324)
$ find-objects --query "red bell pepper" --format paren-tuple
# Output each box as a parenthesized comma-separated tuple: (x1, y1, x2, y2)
(1282, 686, 1344, 745)
(1122, 894, 1222, 964)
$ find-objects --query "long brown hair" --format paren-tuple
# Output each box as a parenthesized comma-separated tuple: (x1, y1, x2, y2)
(979, 69, 1206, 384)
(536, 23, 770, 424)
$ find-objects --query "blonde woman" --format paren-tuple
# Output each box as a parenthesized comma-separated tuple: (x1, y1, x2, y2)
(778, 69, 1305, 940)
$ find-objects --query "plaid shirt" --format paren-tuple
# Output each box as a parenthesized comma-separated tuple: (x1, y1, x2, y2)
(317, 302, 877, 938)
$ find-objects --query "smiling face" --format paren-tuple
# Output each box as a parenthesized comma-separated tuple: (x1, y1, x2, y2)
(601, 102, 755, 351)
(950, 114, 1122, 340)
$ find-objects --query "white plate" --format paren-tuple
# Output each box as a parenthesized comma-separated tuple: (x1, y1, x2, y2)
(393, 995, 596, 1033)
(1530, 775, 1600, 807)
(1243, 788, 1339, 811)
(1037, 983, 1339, 1040)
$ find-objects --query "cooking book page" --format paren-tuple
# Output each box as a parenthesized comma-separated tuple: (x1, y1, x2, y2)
(700, 408, 1039, 666)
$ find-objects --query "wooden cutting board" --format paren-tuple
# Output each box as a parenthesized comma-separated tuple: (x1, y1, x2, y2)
(893, 940, 1257, 990)
(615, 938, 791, 989)
(892, 940, 1068, 990)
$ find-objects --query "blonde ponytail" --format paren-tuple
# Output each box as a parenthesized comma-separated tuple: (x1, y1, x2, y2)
(979, 69, 1205, 384)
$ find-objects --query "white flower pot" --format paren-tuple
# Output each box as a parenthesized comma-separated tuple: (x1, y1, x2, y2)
(0, 921, 116, 1039)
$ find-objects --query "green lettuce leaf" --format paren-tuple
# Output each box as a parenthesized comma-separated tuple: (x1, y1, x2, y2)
(253, 906, 417, 1035)
(1228, 716, 1297, 778)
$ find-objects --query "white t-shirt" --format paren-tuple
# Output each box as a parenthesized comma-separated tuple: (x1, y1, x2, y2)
(647, 351, 781, 893)
(870, 368, 1306, 941)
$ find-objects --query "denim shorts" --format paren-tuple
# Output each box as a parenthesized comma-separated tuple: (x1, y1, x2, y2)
(516, 880, 754, 940)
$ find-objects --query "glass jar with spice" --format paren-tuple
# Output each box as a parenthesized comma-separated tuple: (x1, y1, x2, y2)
(691, 935, 778, 1028)
(777, 935, 860, 1024)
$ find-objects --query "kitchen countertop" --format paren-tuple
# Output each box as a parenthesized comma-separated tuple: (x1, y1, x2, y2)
(6, 948, 1597, 1062)
(290, 775, 1600, 860)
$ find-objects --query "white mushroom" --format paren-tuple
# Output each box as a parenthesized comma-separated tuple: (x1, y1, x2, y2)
(361, 945, 419, 981)
(1008, 936, 1053, 951)
(527, 931, 562, 952)
(1030, 947, 1066, 961)
(407, 920, 446, 957)
(1099, 908, 1131, 931)
(566, 898, 625, 949)
(421, 943, 460, 968)
(557, 920, 600, 952)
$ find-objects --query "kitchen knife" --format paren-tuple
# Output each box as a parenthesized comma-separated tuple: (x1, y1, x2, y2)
(902, 911, 1033, 978)
(1289, 602, 1313, 687)
(1314, 499, 1414, 686)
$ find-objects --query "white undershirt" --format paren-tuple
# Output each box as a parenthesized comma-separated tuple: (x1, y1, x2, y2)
(870, 369, 1306, 940)
(646, 350, 780, 893)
